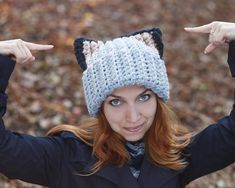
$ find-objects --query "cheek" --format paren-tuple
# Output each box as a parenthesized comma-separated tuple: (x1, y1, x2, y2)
(143, 100, 157, 117)
(146, 106, 157, 116)
(103, 105, 125, 127)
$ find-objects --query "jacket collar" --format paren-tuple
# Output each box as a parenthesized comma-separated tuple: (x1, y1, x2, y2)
(94, 155, 180, 188)
(95, 159, 143, 188)
(72, 153, 180, 188)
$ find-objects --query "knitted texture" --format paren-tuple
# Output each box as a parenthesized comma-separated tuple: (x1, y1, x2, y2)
(74, 28, 169, 117)
(74, 30, 169, 117)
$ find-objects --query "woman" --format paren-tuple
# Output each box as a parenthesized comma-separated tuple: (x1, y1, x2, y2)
(0, 21, 235, 188)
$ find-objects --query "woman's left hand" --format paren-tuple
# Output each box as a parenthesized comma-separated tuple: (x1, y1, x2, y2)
(184, 21, 235, 54)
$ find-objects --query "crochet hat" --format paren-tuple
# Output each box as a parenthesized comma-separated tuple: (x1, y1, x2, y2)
(74, 28, 169, 117)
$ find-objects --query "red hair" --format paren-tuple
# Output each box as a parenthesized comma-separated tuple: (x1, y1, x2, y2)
(47, 97, 192, 174)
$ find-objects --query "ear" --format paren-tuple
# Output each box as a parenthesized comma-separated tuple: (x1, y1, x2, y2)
(125, 28, 164, 58)
(74, 38, 101, 71)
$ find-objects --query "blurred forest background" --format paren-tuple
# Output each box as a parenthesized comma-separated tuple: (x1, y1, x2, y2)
(0, 0, 235, 187)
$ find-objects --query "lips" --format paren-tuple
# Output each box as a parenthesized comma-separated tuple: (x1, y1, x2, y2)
(124, 124, 144, 133)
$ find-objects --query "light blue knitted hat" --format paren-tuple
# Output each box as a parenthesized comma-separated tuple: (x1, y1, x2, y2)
(74, 28, 169, 117)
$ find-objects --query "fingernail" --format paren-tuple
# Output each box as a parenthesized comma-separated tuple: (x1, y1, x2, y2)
(204, 50, 207, 54)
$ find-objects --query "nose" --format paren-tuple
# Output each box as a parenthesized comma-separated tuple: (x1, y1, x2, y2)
(126, 104, 141, 123)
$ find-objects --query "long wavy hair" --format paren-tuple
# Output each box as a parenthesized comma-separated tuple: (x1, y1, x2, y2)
(47, 96, 192, 174)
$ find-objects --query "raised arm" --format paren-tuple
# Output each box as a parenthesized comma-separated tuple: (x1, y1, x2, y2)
(181, 22, 235, 186)
(0, 40, 62, 186)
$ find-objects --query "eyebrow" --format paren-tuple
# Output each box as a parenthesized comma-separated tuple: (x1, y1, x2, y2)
(108, 89, 151, 99)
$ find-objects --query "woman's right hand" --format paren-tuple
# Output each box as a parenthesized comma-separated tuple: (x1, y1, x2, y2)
(0, 39, 53, 64)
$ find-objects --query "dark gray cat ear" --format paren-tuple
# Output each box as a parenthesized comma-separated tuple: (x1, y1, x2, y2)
(125, 28, 164, 59)
(74, 38, 99, 71)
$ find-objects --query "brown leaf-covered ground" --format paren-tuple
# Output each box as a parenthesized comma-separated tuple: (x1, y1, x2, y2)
(0, 0, 235, 187)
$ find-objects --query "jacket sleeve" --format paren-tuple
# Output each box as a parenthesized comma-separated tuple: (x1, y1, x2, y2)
(0, 56, 65, 186)
(181, 41, 235, 185)
(0, 55, 16, 93)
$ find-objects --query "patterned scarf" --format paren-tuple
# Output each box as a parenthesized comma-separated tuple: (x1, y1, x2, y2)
(125, 141, 145, 179)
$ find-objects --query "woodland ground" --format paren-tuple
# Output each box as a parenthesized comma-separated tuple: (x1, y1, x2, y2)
(0, 0, 235, 187)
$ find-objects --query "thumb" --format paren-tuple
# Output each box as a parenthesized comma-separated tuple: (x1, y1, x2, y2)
(204, 43, 218, 54)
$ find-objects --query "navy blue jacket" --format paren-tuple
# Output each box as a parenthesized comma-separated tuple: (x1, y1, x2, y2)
(0, 42, 235, 188)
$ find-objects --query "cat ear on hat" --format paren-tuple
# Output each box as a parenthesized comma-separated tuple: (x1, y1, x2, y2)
(74, 28, 164, 71)
(126, 28, 164, 59)
(74, 38, 102, 71)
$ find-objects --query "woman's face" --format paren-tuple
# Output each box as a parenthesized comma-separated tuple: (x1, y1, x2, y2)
(103, 85, 157, 142)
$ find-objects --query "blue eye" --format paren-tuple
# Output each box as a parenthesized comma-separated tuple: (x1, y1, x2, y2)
(109, 99, 122, 106)
(139, 94, 150, 102)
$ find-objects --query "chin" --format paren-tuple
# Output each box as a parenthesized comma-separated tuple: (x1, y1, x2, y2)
(124, 135, 144, 142)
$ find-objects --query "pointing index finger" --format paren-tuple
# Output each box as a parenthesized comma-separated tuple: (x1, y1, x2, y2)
(184, 23, 213, 34)
(24, 41, 54, 51)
